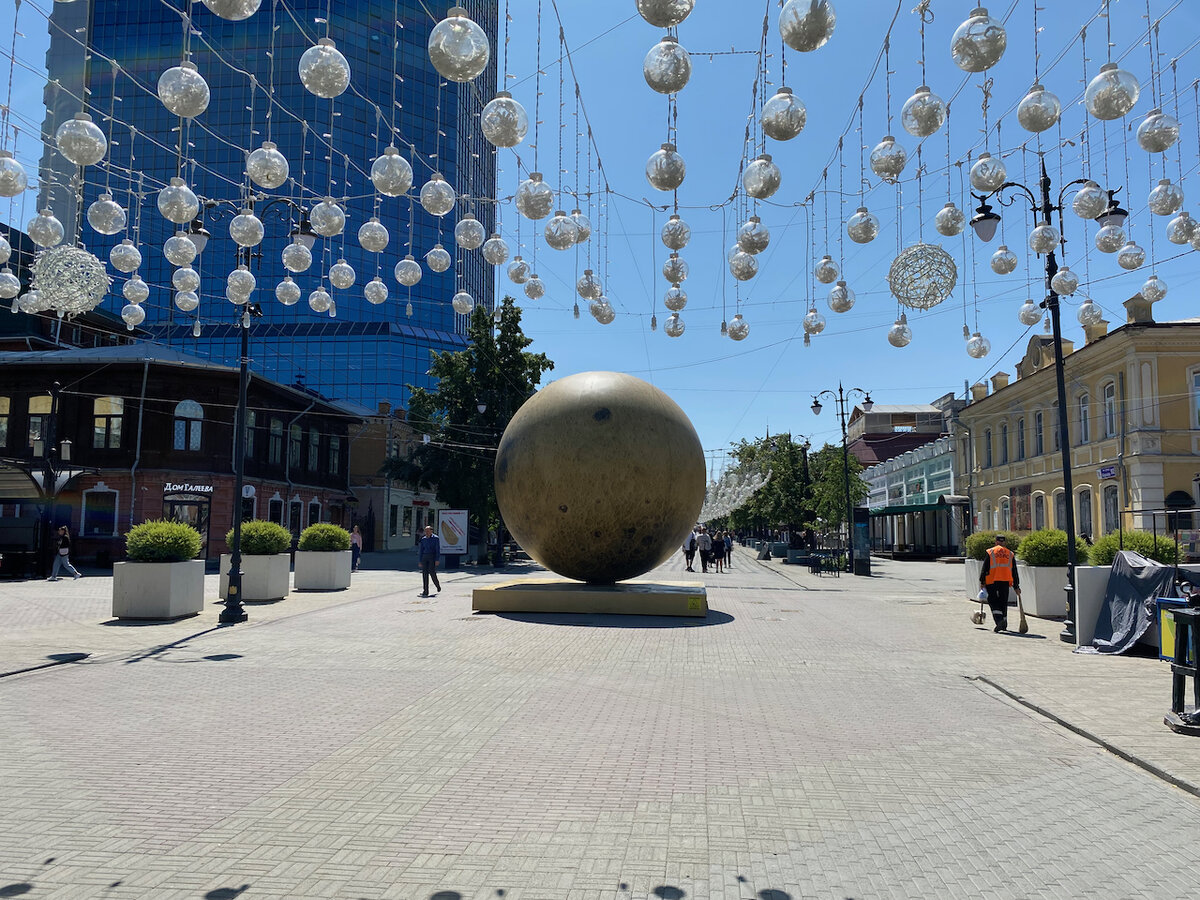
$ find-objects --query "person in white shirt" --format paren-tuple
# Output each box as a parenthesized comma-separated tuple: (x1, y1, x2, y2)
(682, 528, 697, 571)
(695, 525, 713, 573)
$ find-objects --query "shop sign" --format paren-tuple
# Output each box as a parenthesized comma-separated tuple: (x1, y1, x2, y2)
(164, 482, 214, 494)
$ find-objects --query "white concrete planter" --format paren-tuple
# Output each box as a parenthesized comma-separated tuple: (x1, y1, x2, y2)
(112, 560, 205, 620)
(964, 559, 983, 599)
(1016, 563, 1068, 619)
(219, 553, 291, 602)
(1074, 565, 1111, 647)
(293, 550, 352, 591)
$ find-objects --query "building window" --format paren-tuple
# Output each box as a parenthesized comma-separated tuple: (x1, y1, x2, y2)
(1052, 403, 1061, 451)
(307, 429, 320, 472)
(28, 395, 52, 448)
(1054, 492, 1066, 530)
(983, 430, 992, 468)
(244, 409, 256, 459)
(92, 396, 124, 449)
(999, 424, 1008, 464)
(1000, 498, 1011, 530)
(1103, 483, 1120, 534)
(82, 484, 119, 536)
(1077, 393, 1090, 445)
(1016, 418, 1026, 460)
(173, 400, 204, 451)
(1078, 489, 1093, 538)
(289, 424, 302, 470)
(0, 396, 9, 447)
(269, 418, 283, 465)
(308, 499, 321, 525)
(1034, 412, 1044, 456)
(1192, 370, 1200, 429)
(1034, 494, 1046, 530)
(288, 498, 303, 536)
(268, 496, 284, 525)
(1103, 381, 1117, 436)
(329, 436, 341, 475)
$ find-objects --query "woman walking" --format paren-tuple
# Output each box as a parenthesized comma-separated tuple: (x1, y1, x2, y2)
(48, 525, 81, 581)
(350, 525, 363, 572)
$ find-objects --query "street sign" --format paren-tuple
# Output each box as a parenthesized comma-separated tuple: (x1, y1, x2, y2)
(1098, 465, 1117, 480)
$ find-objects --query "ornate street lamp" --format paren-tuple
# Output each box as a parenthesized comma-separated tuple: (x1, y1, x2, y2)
(811, 384, 873, 574)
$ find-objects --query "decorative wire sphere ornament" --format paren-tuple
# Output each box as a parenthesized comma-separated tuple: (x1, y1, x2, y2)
(779, 0, 835, 52)
(1016, 83, 1061, 133)
(637, 0, 693, 27)
(111, 239, 143, 273)
(480, 91, 529, 148)
(299, 38, 351, 99)
(1141, 273, 1168, 302)
(846, 206, 880, 244)
(122, 275, 150, 304)
(742, 154, 781, 200)
(524, 274, 545, 300)
(0, 268, 20, 299)
(454, 214, 485, 250)
(308, 287, 333, 313)
(1077, 297, 1104, 326)
(727, 313, 750, 341)
(737, 216, 770, 254)
(0, 233, 9, 265)
(645, 142, 686, 191)
(965, 331, 991, 359)
(482, 233, 509, 265)
(935, 201, 966, 236)
(1018, 298, 1042, 326)
(664, 312, 685, 337)
(544, 210, 579, 250)
(663, 252, 689, 283)
(1072, 181, 1107, 219)
(515, 172, 555, 220)
(55, 113, 107, 166)
(229, 208, 265, 247)
(828, 280, 855, 313)
(426, 244, 452, 273)
(1051, 266, 1079, 295)
(158, 178, 200, 225)
(175, 289, 200, 312)
(969, 152, 1007, 193)
(364, 277, 388, 305)
(577, 268, 602, 300)
(1094, 223, 1126, 253)
(1028, 221, 1060, 255)
(590, 298, 615, 325)
(1085, 62, 1140, 121)
(359, 217, 390, 253)
(950, 6, 1007, 72)
(1148, 178, 1184, 216)
(420, 173, 457, 217)
(870, 135, 907, 183)
(507, 255, 531, 284)
(803, 307, 826, 335)
(1117, 241, 1146, 271)
(157, 61, 210, 118)
(1167, 211, 1196, 245)
(246, 141, 289, 189)
(643, 35, 691, 94)
(661, 214, 690, 250)
(761, 87, 807, 141)
(281, 240, 313, 273)
(814, 254, 839, 284)
(202, 0, 262, 21)
(0, 150, 28, 197)
(664, 284, 687, 311)
(888, 312, 912, 348)
(329, 258, 356, 290)
(900, 86, 947, 138)
(570, 209, 591, 244)
(163, 234, 197, 266)
(887, 242, 958, 310)
(428, 6, 491, 83)
(31, 244, 111, 315)
(28, 210, 64, 248)
(120, 302, 146, 329)
(990, 244, 1018, 274)
(310, 197, 346, 237)
(395, 255, 422, 286)
(371, 146, 413, 197)
(451, 291, 475, 315)
(172, 267, 200, 292)
(1137, 108, 1180, 153)
(86, 192, 126, 235)
(226, 266, 256, 302)
(729, 249, 758, 281)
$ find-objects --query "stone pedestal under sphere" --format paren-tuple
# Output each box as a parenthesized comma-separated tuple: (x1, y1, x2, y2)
(495, 371, 705, 584)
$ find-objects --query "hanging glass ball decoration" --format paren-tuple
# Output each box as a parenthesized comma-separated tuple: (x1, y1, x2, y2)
(779, 0, 835, 52)
(637, 0, 693, 27)
(846, 206, 880, 244)
(358, 217, 390, 253)
(308, 287, 333, 313)
(451, 291, 475, 315)
(309, 197, 346, 237)
(425, 244, 451, 273)
(1051, 267, 1078, 295)
(1028, 221, 1060, 255)
(281, 240, 312, 273)
(157, 178, 200, 225)
(1136, 108, 1180, 153)
(664, 284, 687, 311)
(524, 274, 545, 300)
(742, 154, 781, 200)
(111, 239, 143, 273)
(229, 208, 265, 247)
(591, 299, 616, 325)
(645, 142, 686, 191)
(55, 113, 107, 166)
(664, 312, 685, 338)
(900, 86, 947, 138)
(454, 214, 485, 250)
(482, 234, 509, 265)
(1072, 181, 1107, 219)
(828, 280, 855, 313)
(0, 268, 19, 299)
(329, 258, 356, 289)
(727, 313, 750, 341)
(364, 277, 388, 305)
(515, 172, 554, 220)
(1189, 228, 1200, 252)
(480, 92, 529, 148)
(507, 255, 531, 284)
(814, 254, 839, 284)
(888, 313, 912, 348)
(660, 214, 690, 250)
(950, 6, 1007, 72)
(420, 173, 457, 217)
(729, 249, 758, 281)
(643, 35, 691, 94)
(246, 141, 289, 189)
(1085, 63, 1140, 121)
(570, 209, 591, 244)
(1077, 298, 1104, 326)
(737, 216, 770, 254)
(428, 6, 491, 83)
(122, 274, 149, 304)
(202, 0, 261, 21)
(970, 152, 1007, 193)
(0, 150, 28, 198)
(1094, 223, 1125, 253)
(1166, 211, 1196, 245)
(1017, 83, 1061, 133)
(157, 61, 210, 118)
(870, 135, 907, 183)
(121, 302, 146, 329)
(935, 201, 965, 237)
(1147, 178, 1184, 216)
(175, 289, 200, 312)
(1117, 241, 1145, 271)
(226, 266, 255, 302)
(966, 331, 991, 359)
(298, 38, 351, 99)
(17, 290, 50, 315)
(370, 146, 413, 197)
(663, 252, 689, 283)
(172, 267, 200, 292)
(990, 245, 1018, 274)
(0, 233, 9, 265)
(803, 307, 826, 335)
(544, 210, 579, 250)
(395, 255, 422, 286)
(1018, 298, 1042, 326)
(761, 87, 806, 141)
(577, 268, 602, 300)
(28, 209, 64, 248)
(163, 234, 197, 266)
(86, 192, 126, 235)
(1140, 274, 1167, 302)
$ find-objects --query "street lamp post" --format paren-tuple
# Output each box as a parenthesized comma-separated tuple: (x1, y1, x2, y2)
(967, 156, 1124, 643)
(811, 384, 873, 574)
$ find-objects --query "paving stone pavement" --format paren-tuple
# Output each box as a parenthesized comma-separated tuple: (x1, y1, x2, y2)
(2, 547, 1199, 899)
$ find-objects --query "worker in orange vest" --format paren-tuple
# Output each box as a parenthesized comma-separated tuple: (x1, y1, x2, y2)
(979, 533, 1022, 633)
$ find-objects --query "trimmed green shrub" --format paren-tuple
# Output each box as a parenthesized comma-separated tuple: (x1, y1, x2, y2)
(298, 523, 351, 552)
(226, 520, 292, 556)
(125, 519, 203, 563)
(1016, 528, 1090, 567)
(1088, 530, 1179, 566)
(965, 529, 1025, 560)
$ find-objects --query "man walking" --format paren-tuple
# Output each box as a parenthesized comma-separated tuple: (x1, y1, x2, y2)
(418, 524, 442, 597)
(682, 528, 697, 572)
(695, 525, 712, 574)
(979, 533, 1021, 632)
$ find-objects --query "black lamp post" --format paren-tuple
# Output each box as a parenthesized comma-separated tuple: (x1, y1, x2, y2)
(812, 384, 873, 574)
(967, 157, 1123, 643)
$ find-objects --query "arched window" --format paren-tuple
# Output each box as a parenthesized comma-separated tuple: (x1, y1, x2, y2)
(1034, 411, 1044, 456)
(93, 396, 124, 449)
(1016, 417, 1026, 460)
(1077, 393, 1090, 444)
(173, 400, 203, 451)
(28, 395, 52, 448)
(1103, 381, 1118, 436)
(1103, 484, 1120, 534)
(1052, 403, 1061, 451)
(1077, 489, 1093, 538)
(1000, 498, 1011, 530)
(983, 429, 993, 468)
(1034, 494, 1046, 530)
(1054, 491, 1066, 529)
(999, 423, 1009, 464)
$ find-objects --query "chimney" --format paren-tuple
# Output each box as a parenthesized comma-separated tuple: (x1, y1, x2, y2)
(377, 401, 392, 416)
(990, 372, 1010, 391)
(1084, 318, 1110, 344)
(1124, 293, 1156, 325)
(970, 382, 989, 402)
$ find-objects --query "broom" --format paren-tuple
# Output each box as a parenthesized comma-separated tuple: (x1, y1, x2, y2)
(1016, 588, 1029, 634)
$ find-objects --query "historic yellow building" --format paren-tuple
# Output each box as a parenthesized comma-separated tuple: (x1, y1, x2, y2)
(956, 298, 1200, 546)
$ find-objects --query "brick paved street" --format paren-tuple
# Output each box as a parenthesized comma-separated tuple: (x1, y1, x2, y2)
(2, 548, 1199, 899)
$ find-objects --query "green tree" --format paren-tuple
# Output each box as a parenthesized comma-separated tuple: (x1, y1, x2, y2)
(808, 443, 869, 529)
(719, 434, 812, 536)
(382, 297, 554, 559)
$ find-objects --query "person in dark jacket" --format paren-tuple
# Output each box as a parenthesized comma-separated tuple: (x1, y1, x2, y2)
(48, 525, 81, 581)
(418, 524, 442, 597)
(979, 533, 1021, 632)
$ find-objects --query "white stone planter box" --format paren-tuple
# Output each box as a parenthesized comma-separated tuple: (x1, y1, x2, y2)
(1074, 565, 1111, 647)
(293, 550, 352, 591)
(219, 553, 290, 602)
(1016, 563, 1068, 619)
(112, 560, 204, 620)
(964, 559, 983, 598)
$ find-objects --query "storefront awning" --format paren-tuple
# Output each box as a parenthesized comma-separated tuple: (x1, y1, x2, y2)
(0, 464, 39, 502)
(869, 495, 970, 516)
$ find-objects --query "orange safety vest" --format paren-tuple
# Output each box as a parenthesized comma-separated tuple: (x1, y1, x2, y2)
(985, 545, 1015, 584)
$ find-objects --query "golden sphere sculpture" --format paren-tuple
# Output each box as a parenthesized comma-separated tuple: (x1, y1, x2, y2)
(495, 371, 705, 584)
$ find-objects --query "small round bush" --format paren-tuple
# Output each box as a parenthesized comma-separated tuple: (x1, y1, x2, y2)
(1016, 528, 1090, 567)
(125, 520, 203, 563)
(226, 520, 292, 556)
(1088, 530, 1179, 566)
(298, 523, 351, 552)
(965, 529, 1025, 560)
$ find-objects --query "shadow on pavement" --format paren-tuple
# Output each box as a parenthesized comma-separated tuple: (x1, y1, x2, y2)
(108, 625, 227, 664)
(492, 609, 734, 629)
(0, 884, 32, 897)
(204, 886, 249, 899)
